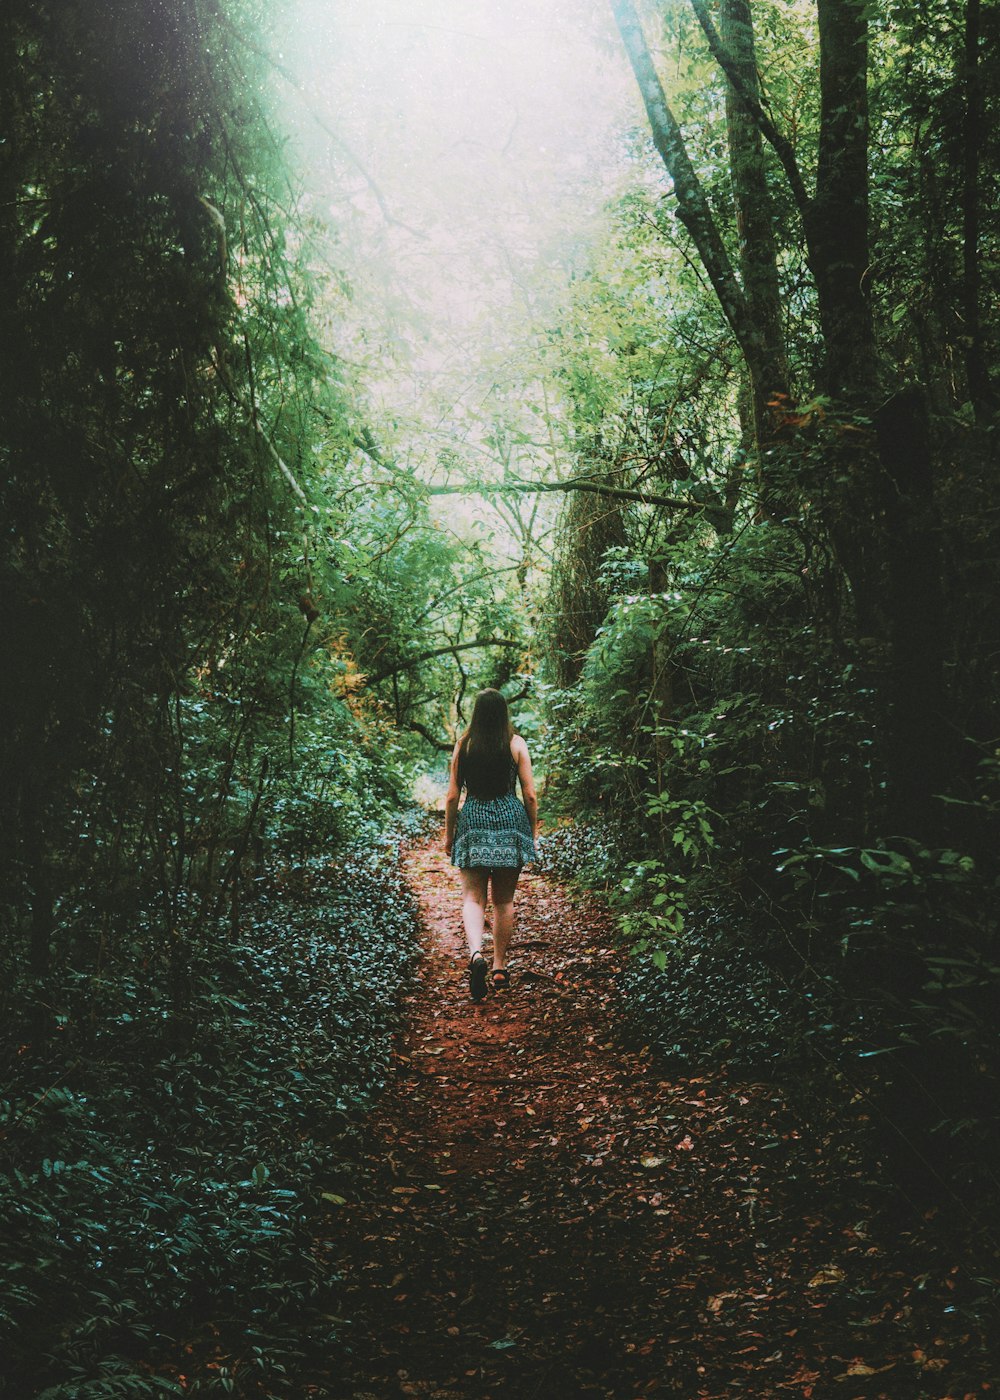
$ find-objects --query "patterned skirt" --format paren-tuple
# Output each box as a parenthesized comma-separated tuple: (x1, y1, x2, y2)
(452, 792, 537, 870)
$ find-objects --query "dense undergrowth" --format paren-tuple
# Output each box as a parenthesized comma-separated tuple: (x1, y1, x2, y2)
(538, 822, 811, 1074)
(538, 782, 999, 1226)
(0, 811, 430, 1400)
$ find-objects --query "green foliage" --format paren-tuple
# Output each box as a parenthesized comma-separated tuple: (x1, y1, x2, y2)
(541, 505, 1000, 1167)
(2, 0, 999, 1380)
(612, 860, 687, 961)
(538, 0, 1000, 1149)
(0, 8, 461, 1389)
(0, 0, 328, 963)
(536, 820, 629, 891)
(0, 827, 425, 1397)
(0, 0, 443, 988)
(609, 792, 717, 959)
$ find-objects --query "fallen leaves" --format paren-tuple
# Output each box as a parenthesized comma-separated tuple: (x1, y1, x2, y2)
(836, 1358, 897, 1379)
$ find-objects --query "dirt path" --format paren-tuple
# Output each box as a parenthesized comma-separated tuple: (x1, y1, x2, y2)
(316, 834, 985, 1399)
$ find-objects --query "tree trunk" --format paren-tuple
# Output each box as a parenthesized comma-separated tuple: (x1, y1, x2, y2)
(808, 4, 949, 829)
(875, 387, 947, 836)
(613, 0, 801, 528)
(719, 0, 790, 516)
(806, 0, 876, 400)
(549, 478, 627, 686)
(802, 0, 886, 632)
(689, 0, 875, 405)
(961, 0, 991, 420)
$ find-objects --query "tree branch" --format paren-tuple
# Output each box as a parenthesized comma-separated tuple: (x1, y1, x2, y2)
(363, 637, 523, 688)
(212, 355, 310, 508)
(340, 429, 710, 518)
(407, 721, 453, 753)
(352, 425, 411, 478)
(426, 475, 710, 513)
(412, 563, 524, 628)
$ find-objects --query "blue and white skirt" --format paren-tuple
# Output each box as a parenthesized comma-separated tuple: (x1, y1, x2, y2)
(452, 793, 536, 870)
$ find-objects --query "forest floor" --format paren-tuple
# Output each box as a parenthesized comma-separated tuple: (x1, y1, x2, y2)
(315, 829, 995, 1400)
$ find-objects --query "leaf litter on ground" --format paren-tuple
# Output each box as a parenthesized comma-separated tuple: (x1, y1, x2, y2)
(310, 829, 997, 1399)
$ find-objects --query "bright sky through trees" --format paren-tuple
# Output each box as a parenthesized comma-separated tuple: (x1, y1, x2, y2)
(278, 0, 633, 474)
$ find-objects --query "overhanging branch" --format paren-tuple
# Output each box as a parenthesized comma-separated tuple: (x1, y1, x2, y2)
(426, 476, 709, 514)
(339, 428, 711, 517)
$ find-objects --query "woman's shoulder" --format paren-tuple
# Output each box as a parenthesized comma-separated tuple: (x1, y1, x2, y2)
(510, 733, 529, 758)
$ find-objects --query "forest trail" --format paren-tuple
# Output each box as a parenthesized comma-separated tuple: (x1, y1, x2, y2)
(316, 831, 981, 1400)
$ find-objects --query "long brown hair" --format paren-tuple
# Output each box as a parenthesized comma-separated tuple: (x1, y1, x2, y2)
(458, 688, 514, 799)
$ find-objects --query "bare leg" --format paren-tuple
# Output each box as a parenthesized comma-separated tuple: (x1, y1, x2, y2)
(460, 868, 490, 959)
(489, 867, 520, 970)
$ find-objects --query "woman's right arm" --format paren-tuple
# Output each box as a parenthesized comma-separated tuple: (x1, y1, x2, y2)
(444, 740, 462, 855)
(514, 736, 538, 838)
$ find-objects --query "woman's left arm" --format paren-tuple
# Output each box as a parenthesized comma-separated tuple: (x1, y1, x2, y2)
(514, 736, 538, 838)
(444, 740, 462, 856)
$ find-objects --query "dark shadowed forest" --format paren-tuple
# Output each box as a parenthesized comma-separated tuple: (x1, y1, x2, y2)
(2, 0, 999, 1396)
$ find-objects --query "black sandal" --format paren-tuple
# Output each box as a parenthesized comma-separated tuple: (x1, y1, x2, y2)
(491, 968, 511, 991)
(469, 952, 488, 1002)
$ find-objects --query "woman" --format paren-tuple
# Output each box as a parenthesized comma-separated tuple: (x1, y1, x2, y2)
(444, 688, 538, 1001)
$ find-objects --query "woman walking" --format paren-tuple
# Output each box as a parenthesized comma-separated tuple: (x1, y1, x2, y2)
(444, 688, 538, 1001)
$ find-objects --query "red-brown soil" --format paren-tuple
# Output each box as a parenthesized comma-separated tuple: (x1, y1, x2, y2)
(315, 834, 991, 1399)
